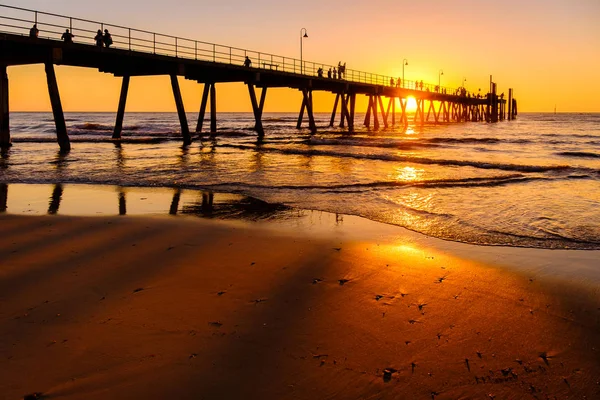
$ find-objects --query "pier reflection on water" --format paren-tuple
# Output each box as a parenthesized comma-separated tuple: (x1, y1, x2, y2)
(0, 182, 303, 222)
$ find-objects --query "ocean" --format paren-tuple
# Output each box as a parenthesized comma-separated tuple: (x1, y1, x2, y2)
(1, 112, 599, 250)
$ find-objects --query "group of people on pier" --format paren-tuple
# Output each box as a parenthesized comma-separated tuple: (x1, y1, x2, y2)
(316, 61, 346, 79)
(29, 23, 112, 48)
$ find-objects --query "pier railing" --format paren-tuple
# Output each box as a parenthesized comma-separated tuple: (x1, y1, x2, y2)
(0, 4, 477, 96)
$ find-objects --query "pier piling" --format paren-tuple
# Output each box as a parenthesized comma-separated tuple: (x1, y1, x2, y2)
(170, 74, 191, 145)
(0, 65, 9, 147)
(210, 83, 217, 134)
(196, 83, 210, 134)
(44, 63, 70, 152)
(330, 93, 340, 127)
(247, 83, 264, 138)
(113, 75, 130, 139)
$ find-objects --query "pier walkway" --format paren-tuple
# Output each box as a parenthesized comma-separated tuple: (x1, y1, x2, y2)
(0, 5, 515, 151)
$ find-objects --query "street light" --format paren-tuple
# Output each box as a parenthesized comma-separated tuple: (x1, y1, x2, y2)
(300, 28, 308, 74)
(438, 69, 444, 87)
(462, 77, 467, 88)
(402, 59, 408, 88)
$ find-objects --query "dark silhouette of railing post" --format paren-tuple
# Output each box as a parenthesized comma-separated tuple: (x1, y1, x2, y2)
(0, 65, 9, 147)
(170, 74, 191, 145)
(113, 75, 130, 139)
(44, 63, 70, 152)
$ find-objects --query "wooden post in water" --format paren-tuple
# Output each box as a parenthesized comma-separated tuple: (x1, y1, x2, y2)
(210, 83, 217, 134)
(339, 93, 350, 128)
(0, 65, 9, 147)
(112, 75, 130, 139)
(373, 94, 379, 130)
(348, 93, 356, 132)
(507, 88, 513, 120)
(491, 83, 498, 123)
(330, 93, 340, 127)
(399, 98, 408, 126)
(391, 97, 396, 126)
(377, 96, 388, 128)
(297, 90, 306, 129)
(44, 63, 70, 152)
(196, 83, 210, 133)
(170, 75, 191, 145)
(306, 89, 317, 133)
(364, 96, 372, 127)
(246, 83, 264, 138)
(257, 87, 267, 128)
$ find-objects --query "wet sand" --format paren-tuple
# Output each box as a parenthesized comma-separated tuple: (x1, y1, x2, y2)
(0, 211, 599, 399)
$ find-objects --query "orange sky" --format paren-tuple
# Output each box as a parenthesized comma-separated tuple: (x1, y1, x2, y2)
(5, 0, 600, 112)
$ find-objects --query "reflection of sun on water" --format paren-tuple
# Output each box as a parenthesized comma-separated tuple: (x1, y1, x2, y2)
(394, 166, 423, 182)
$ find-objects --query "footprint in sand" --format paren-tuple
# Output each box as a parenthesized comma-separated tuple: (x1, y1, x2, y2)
(383, 368, 396, 382)
(338, 279, 350, 286)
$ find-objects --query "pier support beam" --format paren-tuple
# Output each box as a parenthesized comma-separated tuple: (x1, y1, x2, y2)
(507, 88, 513, 120)
(399, 98, 408, 126)
(196, 83, 210, 134)
(348, 93, 355, 131)
(330, 93, 340, 127)
(170, 74, 191, 145)
(372, 94, 379, 130)
(340, 94, 350, 128)
(210, 83, 217, 134)
(0, 65, 9, 147)
(44, 63, 70, 152)
(297, 89, 316, 133)
(378, 96, 388, 128)
(247, 83, 265, 138)
(364, 96, 372, 127)
(112, 75, 130, 139)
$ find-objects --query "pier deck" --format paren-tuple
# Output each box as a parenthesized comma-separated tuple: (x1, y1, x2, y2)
(0, 5, 514, 151)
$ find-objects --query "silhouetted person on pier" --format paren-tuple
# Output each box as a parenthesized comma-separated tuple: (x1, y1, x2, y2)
(419, 80, 424, 90)
(333, 67, 337, 79)
(338, 62, 342, 78)
(61, 29, 74, 43)
(396, 78, 401, 88)
(243, 56, 252, 67)
(390, 77, 395, 87)
(103, 29, 113, 48)
(317, 67, 323, 78)
(94, 30, 103, 47)
(327, 68, 332, 78)
(29, 24, 39, 38)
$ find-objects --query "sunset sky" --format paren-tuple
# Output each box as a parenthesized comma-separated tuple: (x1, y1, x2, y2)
(5, 0, 600, 113)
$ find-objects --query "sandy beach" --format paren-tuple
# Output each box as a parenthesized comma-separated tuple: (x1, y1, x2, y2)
(0, 207, 598, 399)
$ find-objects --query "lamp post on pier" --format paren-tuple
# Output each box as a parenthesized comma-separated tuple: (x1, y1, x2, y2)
(402, 59, 408, 88)
(462, 77, 467, 88)
(438, 69, 444, 87)
(300, 28, 308, 74)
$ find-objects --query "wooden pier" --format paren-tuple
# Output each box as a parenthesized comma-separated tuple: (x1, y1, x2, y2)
(0, 5, 516, 151)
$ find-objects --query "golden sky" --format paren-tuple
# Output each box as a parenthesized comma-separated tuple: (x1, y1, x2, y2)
(5, 0, 600, 112)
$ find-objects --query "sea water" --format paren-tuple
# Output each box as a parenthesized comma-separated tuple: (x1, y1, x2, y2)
(1, 112, 599, 249)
